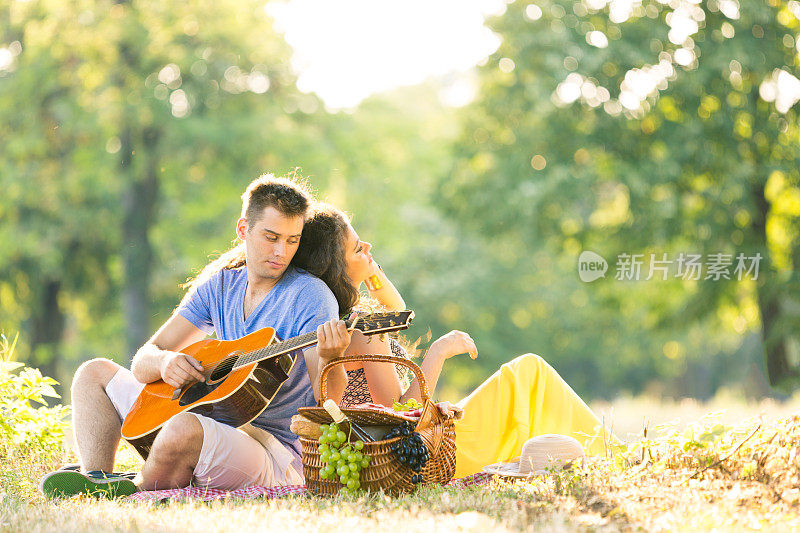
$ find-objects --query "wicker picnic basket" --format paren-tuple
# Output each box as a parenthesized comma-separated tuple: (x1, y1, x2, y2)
(298, 353, 456, 496)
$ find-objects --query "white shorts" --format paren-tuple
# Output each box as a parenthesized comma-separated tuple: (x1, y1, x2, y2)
(106, 367, 303, 490)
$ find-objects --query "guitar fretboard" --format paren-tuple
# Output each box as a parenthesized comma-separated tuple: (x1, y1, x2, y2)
(233, 331, 318, 369)
(228, 311, 414, 369)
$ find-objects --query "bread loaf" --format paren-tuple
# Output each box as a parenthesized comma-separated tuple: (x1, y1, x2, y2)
(290, 414, 322, 439)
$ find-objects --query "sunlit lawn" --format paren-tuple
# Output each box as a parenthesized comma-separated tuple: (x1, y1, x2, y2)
(591, 391, 800, 439)
(3, 395, 800, 532)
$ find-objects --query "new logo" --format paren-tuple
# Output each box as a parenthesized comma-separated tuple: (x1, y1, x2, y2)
(578, 251, 608, 282)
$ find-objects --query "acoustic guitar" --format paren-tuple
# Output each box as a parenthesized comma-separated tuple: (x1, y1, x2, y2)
(121, 311, 414, 458)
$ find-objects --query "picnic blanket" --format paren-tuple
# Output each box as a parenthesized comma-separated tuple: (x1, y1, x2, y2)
(127, 472, 493, 502)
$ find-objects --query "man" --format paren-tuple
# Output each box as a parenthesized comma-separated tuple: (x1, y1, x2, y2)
(41, 174, 350, 498)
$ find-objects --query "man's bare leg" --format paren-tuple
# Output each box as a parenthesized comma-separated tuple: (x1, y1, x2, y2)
(70, 358, 124, 472)
(138, 412, 203, 490)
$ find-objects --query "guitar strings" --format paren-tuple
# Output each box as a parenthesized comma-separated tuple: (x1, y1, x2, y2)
(230, 313, 406, 370)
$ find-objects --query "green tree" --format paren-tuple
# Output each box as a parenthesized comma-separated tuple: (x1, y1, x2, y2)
(0, 1, 118, 381)
(442, 0, 800, 391)
(0, 0, 312, 383)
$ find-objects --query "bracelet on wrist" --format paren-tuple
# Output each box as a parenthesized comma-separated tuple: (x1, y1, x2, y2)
(365, 274, 383, 291)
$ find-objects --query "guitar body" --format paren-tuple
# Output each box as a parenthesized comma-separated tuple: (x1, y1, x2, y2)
(121, 328, 298, 459)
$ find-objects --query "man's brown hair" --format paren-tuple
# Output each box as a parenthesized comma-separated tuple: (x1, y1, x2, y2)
(184, 171, 313, 290)
(241, 173, 313, 228)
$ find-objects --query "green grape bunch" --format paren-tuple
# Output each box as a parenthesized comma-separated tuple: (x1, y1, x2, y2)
(392, 398, 422, 412)
(317, 422, 370, 495)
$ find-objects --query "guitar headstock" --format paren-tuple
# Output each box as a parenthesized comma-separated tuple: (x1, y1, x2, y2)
(346, 310, 415, 336)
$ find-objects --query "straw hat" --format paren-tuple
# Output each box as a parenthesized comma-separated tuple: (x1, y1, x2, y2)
(482, 434, 586, 477)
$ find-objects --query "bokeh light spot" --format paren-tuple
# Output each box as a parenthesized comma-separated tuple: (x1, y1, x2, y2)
(184, 19, 199, 36)
(663, 341, 684, 360)
(170, 89, 190, 118)
(499, 57, 515, 73)
(525, 4, 543, 21)
(586, 30, 609, 48)
(555, 73, 582, 104)
(158, 64, 181, 85)
(105, 137, 121, 154)
(248, 71, 270, 94)
(721, 22, 735, 38)
(531, 154, 547, 170)
(674, 48, 694, 66)
(719, 0, 740, 20)
(0, 48, 13, 71)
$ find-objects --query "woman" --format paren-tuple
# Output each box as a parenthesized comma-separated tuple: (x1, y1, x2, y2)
(292, 203, 610, 476)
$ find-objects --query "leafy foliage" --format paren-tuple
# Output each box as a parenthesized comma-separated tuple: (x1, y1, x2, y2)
(1, 0, 796, 401)
(441, 0, 800, 392)
(0, 333, 70, 454)
(1, 0, 334, 377)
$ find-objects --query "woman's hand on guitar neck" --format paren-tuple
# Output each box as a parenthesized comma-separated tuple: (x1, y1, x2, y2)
(159, 352, 206, 389)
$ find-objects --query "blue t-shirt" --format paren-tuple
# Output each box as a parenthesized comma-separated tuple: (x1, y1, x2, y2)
(176, 265, 338, 460)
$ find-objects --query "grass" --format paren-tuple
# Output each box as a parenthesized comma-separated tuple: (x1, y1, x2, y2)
(590, 390, 800, 439)
(3, 398, 800, 532)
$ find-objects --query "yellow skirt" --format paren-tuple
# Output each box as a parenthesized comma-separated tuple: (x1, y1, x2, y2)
(454, 353, 611, 477)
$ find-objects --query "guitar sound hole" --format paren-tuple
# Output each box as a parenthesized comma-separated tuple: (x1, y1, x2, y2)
(210, 355, 239, 382)
(179, 382, 212, 406)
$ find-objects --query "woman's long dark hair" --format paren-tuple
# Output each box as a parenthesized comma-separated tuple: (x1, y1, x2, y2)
(291, 203, 360, 315)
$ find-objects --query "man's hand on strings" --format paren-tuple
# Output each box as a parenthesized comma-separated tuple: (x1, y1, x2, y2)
(160, 351, 206, 389)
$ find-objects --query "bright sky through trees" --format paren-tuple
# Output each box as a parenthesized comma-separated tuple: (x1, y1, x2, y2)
(267, 0, 505, 108)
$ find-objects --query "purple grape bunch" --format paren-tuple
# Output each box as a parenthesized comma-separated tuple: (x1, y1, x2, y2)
(385, 421, 429, 484)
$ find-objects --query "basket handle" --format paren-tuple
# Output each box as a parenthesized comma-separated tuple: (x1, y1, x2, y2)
(319, 353, 430, 405)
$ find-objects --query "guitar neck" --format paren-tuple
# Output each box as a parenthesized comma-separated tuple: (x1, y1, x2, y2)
(233, 331, 319, 369)
(231, 311, 414, 369)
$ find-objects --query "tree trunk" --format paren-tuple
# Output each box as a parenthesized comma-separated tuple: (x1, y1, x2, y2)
(115, 3, 162, 359)
(121, 128, 160, 358)
(752, 183, 797, 391)
(756, 280, 795, 389)
(29, 279, 65, 393)
(122, 179, 155, 358)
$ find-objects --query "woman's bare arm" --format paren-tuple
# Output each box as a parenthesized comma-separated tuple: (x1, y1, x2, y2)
(400, 330, 478, 403)
(345, 331, 404, 405)
(343, 330, 478, 406)
(363, 263, 405, 311)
